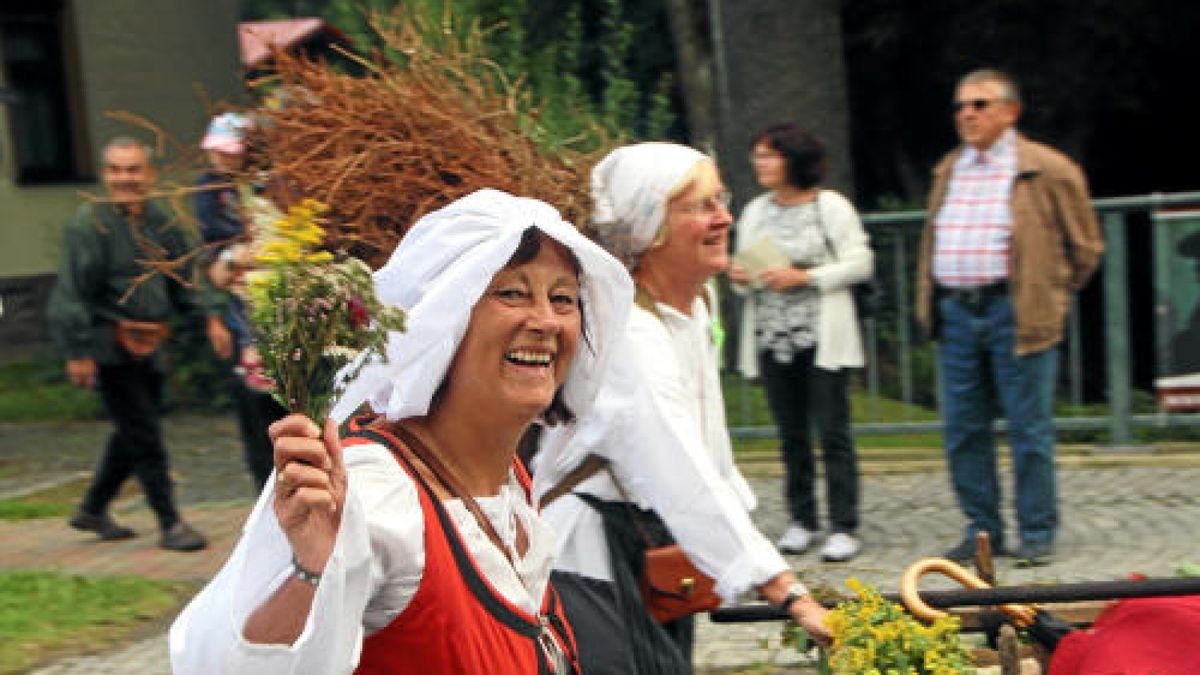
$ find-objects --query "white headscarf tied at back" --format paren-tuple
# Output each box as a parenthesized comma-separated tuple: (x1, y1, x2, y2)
(329, 188, 633, 425)
(590, 142, 707, 267)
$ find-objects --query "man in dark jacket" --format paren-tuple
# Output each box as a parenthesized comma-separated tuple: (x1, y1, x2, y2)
(47, 137, 231, 551)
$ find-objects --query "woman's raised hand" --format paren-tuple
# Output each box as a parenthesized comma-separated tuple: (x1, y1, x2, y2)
(269, 414, 347, 576)
(760, 266, 810, 291)
(728, 263, 751, 286)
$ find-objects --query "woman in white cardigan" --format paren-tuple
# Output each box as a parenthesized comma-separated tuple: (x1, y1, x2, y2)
(730, 123, 873, 563)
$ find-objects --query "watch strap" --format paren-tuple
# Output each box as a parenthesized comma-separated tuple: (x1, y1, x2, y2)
(776, 581, 809, 612)
(292, 554, 322, 587)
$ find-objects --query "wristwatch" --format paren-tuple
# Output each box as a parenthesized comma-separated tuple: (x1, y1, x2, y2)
(774, 581, 810, 613)
(292, 554, 322, 587)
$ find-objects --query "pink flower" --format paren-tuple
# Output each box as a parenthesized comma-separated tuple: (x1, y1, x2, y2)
(348, 296, 371, 329)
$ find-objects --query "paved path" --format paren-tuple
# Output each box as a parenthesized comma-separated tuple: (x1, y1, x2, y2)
(2, 415, 1198, 673)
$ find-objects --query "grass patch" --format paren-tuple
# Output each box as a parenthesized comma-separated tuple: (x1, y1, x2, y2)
(724, 373, 944, 454)
(0, 360, 99, 423)
(0, 570, 193, 674)
(0, 476, 92, 522)
(723, 373, 938, 428)
(0, 476, 144, 523)
(0, 501, 72, 521)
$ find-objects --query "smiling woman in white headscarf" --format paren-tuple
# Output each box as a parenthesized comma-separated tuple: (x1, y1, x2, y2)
(533, 143, 830, 675)
(169, 189, 632, 675)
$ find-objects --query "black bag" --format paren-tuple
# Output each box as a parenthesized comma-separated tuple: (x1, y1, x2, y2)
(850, 279, 880, 320)
(814, 195, 878, 320)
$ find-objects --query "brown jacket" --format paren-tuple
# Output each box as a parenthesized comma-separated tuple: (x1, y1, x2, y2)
(916, 134, 1105, 355)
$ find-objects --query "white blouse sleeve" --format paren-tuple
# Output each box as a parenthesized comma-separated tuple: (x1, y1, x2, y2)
(168, 444, 424, 675)
(807, 190, 873, 292)
(595, 316, 788, 601)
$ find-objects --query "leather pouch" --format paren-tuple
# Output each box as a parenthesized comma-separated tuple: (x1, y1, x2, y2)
(640, 543, 721, 623)
(115, 320, 171, 359)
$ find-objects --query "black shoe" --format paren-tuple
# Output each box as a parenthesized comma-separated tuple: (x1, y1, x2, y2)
(160, 521, 207, 551)
(1013, 541, 1053, 567)
(69, 509, 136, 541)
(943, 537, 1008, 563)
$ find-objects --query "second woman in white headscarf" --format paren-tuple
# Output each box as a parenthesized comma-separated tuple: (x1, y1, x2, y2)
(534, 143, 831, 675)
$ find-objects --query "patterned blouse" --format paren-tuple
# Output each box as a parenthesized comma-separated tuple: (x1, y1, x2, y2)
(753, 198, 829, 362)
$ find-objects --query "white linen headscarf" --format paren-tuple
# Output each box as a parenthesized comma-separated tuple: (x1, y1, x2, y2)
(590, 142, 707, 267)
(329, 188, 633, 424)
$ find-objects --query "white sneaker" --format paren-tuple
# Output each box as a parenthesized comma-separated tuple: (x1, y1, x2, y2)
(777, 523, 815, 553)
(820, 532, 861, 562)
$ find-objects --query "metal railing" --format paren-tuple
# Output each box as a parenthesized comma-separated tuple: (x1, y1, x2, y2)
(727, 190, 1200, 446)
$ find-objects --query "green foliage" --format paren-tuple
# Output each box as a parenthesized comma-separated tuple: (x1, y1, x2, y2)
(0, 570, 190, 673)
(645, 72, 677, 139)
(0, 359, 99, 423)
(240, 0, 685, 149)
(473, 0, 683, 146)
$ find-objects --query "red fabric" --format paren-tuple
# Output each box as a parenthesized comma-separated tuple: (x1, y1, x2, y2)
(346, 430, 578, 674)
(1048, 595, 1200, 675)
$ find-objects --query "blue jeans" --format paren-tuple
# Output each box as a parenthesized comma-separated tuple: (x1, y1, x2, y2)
(937, 292, 1058, 547)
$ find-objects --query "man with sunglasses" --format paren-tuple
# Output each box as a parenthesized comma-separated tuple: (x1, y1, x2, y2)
(915, 69, 1105, 567)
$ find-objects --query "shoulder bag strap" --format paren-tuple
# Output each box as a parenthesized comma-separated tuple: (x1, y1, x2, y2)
(386, 423, 518, 568)
(538, 453, 610, 509)
(811, 192, 839, 261)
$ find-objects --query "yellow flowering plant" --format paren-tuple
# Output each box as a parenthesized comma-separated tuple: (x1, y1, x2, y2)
(245, 198, 406, 421)
(798, 578, 976, 675)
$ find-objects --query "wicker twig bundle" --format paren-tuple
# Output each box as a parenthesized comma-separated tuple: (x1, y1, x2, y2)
(256, 10, 605, 268)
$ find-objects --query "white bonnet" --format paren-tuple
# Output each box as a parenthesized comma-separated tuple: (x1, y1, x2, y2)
(589, 142, 708, 267)
(330, 188, 633, 424)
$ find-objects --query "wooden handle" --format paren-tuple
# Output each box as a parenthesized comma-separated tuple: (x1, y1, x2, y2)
(900, 557, 1037, 626)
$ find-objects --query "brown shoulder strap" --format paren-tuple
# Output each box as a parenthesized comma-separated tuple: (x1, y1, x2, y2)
(387, 423, 518, 568)
(537, 453, 610, 509)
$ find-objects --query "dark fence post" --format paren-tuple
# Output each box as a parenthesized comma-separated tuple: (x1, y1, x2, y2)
(1099, 211, 1141, 451)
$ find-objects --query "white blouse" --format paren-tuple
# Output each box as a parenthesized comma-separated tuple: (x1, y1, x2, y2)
(169, 442, 558, 675)
(733, 189, 874, 377)
(535, 294, 786, 603)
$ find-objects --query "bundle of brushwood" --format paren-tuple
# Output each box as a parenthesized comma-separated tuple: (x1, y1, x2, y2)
(253, 9, 606, 268)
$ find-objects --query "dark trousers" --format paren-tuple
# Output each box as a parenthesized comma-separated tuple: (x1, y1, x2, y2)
(760, 348, 860, 533)
(232, 383, 287, 492)
(82, 360, 180, 530)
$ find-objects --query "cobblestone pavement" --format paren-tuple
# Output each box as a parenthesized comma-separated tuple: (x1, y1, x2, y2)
(2, 414, 1198, 673)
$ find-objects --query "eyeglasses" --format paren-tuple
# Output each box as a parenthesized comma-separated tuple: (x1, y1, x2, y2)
(953, 98, 998, 113)
(676, 190, 732, 216)
(750, 150, 783, 162)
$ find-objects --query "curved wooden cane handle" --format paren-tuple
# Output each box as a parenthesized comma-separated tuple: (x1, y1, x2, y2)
(899, 558, 1037, 626)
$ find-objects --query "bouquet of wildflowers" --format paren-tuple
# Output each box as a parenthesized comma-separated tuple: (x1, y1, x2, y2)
(245, 198, 406, 421)
(818, 578, 975, 675)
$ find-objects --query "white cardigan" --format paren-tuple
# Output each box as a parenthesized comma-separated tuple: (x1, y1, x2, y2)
(733, 189, 873, 377)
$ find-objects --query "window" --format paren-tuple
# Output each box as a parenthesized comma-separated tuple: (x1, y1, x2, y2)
(1, 0, 90, 183)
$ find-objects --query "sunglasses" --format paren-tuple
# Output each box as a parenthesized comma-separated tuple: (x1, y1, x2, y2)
(953, 98, 999, 113)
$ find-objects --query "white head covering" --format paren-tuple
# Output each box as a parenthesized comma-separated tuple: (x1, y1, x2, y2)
(329, 189, 633, 424)
(590, 142, 708, 267)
